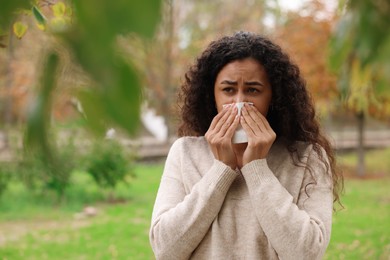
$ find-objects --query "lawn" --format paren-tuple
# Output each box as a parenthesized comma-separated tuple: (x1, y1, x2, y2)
(324, 178, 390, 259)
(0, 164, 163, 260)
(1, 149, 390, 260)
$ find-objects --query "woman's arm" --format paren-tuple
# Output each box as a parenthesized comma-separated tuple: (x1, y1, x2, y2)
(149, 139, 238, 260)
(241, 146, 333, 260)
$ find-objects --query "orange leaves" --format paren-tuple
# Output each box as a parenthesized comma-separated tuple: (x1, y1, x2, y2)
(274, 8, 338, 116)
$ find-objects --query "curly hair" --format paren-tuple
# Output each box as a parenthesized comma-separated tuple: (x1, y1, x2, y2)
(178, 31, 343, 207)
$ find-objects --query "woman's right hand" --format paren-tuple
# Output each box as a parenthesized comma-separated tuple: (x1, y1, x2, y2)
(205, 104, 239, 169)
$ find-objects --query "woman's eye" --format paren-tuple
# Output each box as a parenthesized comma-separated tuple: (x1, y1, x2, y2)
(223, 88, 234, 93)
(247, 88, 259, 93)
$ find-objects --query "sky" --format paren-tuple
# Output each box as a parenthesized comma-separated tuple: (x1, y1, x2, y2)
(279, 0, 338, 14)
(279, 0, 310, 10)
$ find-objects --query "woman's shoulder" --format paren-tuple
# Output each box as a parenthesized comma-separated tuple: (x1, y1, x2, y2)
(167, 136, 213, 168)
(272, 137, 314, 156)
(270, 138, 326, 168)
(169, 136, 209, 154)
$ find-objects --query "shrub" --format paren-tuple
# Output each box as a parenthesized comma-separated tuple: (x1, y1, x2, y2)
(84, 140, 135, 194)
(16, 139, 78, 201)
(0, 163, 12, 197)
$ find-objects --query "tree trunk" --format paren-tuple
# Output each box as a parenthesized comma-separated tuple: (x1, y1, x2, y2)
(356, 111, 365, 177)
(162, 0, 174, 143)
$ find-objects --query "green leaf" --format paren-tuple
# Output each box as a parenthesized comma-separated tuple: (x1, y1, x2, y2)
(103, 59, 141, 134)
(77, 89, 107, 136)
(328, 15, 353, 71)
(32, 5, 46, 26)
(71, 1, 161, 40)
(13, 21, 28, 39)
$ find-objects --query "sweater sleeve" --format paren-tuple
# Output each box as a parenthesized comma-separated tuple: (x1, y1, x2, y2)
(241, 146, 333, 260)
(149, 138, 238, 260)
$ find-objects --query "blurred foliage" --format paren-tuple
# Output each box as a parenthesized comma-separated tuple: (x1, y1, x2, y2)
(2, 0, 161, 142)
(330, 0, 390, 69)
(0, 0, 161, 197)
(329, 0, 390, 118)
(62, 0, 160, 135)
(275, 0, 339, 117)
(25, 52, 59, 155)
(0, 0, 30, 28)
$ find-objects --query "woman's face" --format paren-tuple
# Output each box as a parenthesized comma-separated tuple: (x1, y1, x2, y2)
(214, 58, 272, 115)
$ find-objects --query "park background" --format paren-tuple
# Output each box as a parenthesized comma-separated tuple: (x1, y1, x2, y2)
(0, 0, 389, 259)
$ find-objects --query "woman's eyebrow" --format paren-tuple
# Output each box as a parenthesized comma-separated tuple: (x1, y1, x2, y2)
(219, 80, 264, 86)
(220, 80, 237, 85)
(245, 81, 264, 86)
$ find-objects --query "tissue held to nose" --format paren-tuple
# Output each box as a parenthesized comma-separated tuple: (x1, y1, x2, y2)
(222, 102, 253, 143)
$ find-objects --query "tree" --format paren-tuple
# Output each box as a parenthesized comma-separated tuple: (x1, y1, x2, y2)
(274, 0, 338, 117)
(329, 0, 390, 176)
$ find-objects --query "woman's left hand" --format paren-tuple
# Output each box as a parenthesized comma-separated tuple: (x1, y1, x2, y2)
(240, 103, 276, 166)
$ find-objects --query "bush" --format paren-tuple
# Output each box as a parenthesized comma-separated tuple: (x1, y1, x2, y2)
(16, 139, 78, 201)
(0, 163, 12, 197)
(84, 140, 135, 194)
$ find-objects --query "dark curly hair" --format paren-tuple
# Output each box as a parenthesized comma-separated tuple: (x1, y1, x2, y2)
(178, 31, 342, 207)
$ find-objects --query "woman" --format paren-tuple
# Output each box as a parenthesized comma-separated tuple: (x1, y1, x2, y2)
(149, 31, 343, 260)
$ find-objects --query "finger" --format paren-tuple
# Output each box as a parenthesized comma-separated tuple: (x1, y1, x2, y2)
(250, 103, 273, 131)
(208, 104, 231, 130)
(241, 105, 262, 134)
(214, 105, 235, 133)
(209, 106, 231, 131)
(224, 113, 240, 138)
(244, 105, 277, 143)
(218, 105, 238, 136)
(240, 114, 256, 137)
(247, 104, 272, 131)
(244, 104, 273, 134)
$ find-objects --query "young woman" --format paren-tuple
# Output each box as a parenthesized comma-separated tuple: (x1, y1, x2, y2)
(149, 31, 343, 260)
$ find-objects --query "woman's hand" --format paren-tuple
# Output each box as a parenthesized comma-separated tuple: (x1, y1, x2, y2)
(205, 104, 240, 169)
(240, 103, 276, 166)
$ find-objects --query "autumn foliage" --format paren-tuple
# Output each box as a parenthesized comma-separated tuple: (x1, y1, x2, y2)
(274, 4, 338, 115)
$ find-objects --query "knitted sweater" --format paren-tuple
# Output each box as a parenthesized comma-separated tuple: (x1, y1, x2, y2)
(150, 137, 333, 260)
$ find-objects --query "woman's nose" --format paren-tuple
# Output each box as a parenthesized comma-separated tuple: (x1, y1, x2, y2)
(235, 91, 246, 103)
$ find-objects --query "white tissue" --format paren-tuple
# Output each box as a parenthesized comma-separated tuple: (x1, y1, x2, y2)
(223, 102, 253, 143)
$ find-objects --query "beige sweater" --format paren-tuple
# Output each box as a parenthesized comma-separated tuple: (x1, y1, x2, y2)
(150, 137, 333, 260)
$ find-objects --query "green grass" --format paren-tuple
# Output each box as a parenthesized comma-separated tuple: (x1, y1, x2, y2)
(324, 178, 390, 259)
(1, 149, 390, 260)
(0, 163, 163, 260)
